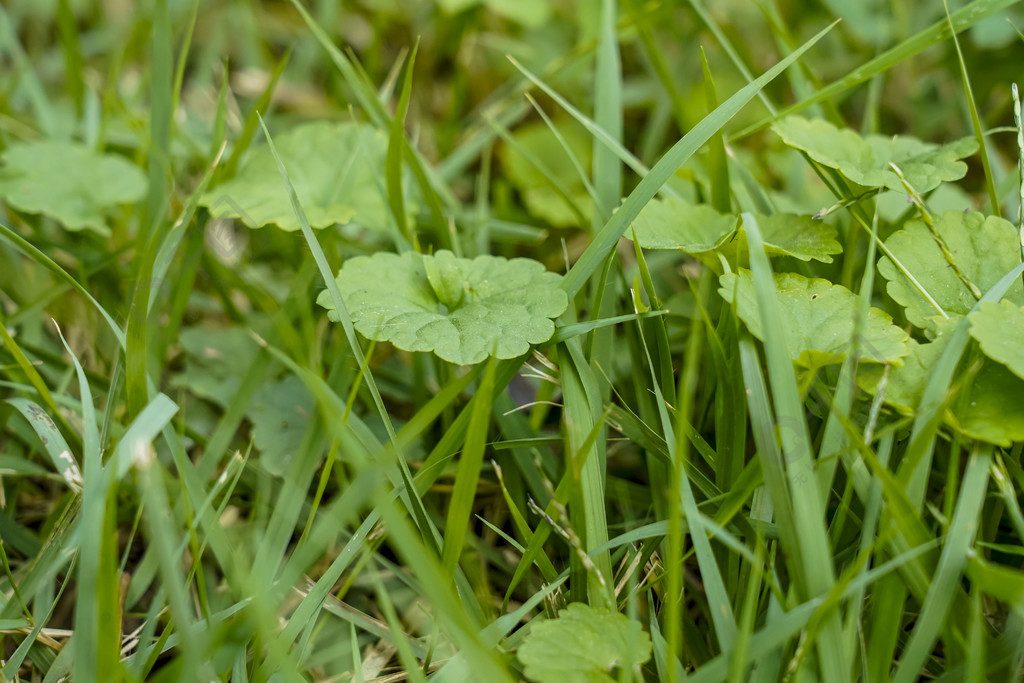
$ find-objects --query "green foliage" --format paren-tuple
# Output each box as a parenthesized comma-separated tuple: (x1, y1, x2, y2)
(720, 270, 910, 368)
(772, 116, 977, 192)
(3, 0, 1024, 681)
(517, 603, 652, 683)
(317, 250, 568, 364)
(878, 211, 1024, 329)
(0, 141, 146, 234)
(202, 121, 402, 232)
(969, 300, 1024, 380)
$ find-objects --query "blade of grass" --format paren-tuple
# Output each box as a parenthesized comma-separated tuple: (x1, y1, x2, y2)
(559, 22, 836, 299)
(441, 355, 497, 577)
(735, 0, 1022, 137)
(892, 443, 993, 682)
(742, 212, 847, 680)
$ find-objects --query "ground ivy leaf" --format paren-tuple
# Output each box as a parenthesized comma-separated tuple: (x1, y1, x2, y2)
(170, 327, 260, 406)
(318, 250, 568, 365)
(247, 376, 313, 477)
(0, 141, 146, 234)
(954, 361, 1024, 447)
(733, 212, 842, 263)
(202, 121, 404, 232)
(877, 211, 1024, 329)
(628, 198, 840, 263)
(500, 120, 593, 228)
(969, 300, 1024, 380)
(719, 270, 910, 369)
(858, 330, 954, 414)
(772, 116, 976, 192)
(628, 196, 736, 253)
(859, 322, 1024, 447)
(517, 603, 652, 683)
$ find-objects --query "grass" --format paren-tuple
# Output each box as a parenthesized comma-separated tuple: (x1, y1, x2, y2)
(3, 0, 1024, 681)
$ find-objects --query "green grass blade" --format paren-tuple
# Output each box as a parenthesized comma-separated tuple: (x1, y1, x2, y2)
(442, 355, 497, 577)
(893, 444, 993, 682)
(559, 21, 835, 298)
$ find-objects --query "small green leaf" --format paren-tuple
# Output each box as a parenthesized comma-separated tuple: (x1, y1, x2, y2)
(517, 603, 652, 683)
(858, 331, 953, 415)
(860, 325, 1024, 447)
(247, 376, 313, 477)
(877, 211, 1024, 329)
(0, 141, 146, 234)
(437, 0, 552, 26)
(719, 270, 910, 369)
(318, 250, 568, 365)
(772, 116, 977, 192)
(171, 327, 260, 406)
(628, 198, 840, 263)
(500, 120, 593, 228)
(628, 196, 736, 253)
(954, 361, 1024, 447)
(734, 212, 843, 263)
(969, 300, 1024, 380)
(202, 121, 407, 232)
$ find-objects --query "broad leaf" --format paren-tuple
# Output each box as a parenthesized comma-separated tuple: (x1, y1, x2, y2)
(318, 250, 568, 365)
(628, 196, 736, 253)
(969, 300, 1024, 381)
(0, 141, 146, 235)
(877, 211, 1024, 329)
(860, 325, 1024, 447)
(171, 327, 260, 407)
(954, 360, 1024, 447)
(772, 116, 976, 193)
(247, 376, 313, 476)
(719, 270, 910, 369)
(628, 198, 840, 262)
(500, 120, 592, 228)
(202, 121, 407, 232)
(517, 603, 652, 683)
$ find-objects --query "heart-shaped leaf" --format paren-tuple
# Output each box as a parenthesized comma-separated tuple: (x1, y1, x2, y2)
(517, 603, 652, 683)
(318, 250, 568, 365)
(0, 141, 147, 234)
(202, 121, 409, 232)
(877, 211, 1024, 329)
(719, 270, 910, 369)
(772, 116, 976, 193)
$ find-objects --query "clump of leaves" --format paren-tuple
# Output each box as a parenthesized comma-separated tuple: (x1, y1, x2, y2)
(317, 249, 568, 365)
(0, 141, 147, 234)
(516, 603, 652, 683)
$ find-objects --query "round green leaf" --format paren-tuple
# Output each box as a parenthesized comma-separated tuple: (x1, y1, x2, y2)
(318, 250, 568, 365)
(0, 141, 147, 234)
(772, 116, 976, 193)
(628, 198, 840, 263)
(877, 211, 1024, 329)
(734, 212, 842, 263)
(517, 603, 652, 683)
(719, 270, 910, 369)
(202, 121, 405, 232)
(628, 196, 736, 253)
(859, 324, 1024, 447)
(954, 361, 1024, 447)
(858, 331, 953, 415)
(969, 300, 1024, 380)
(499, 121, 593, 228)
